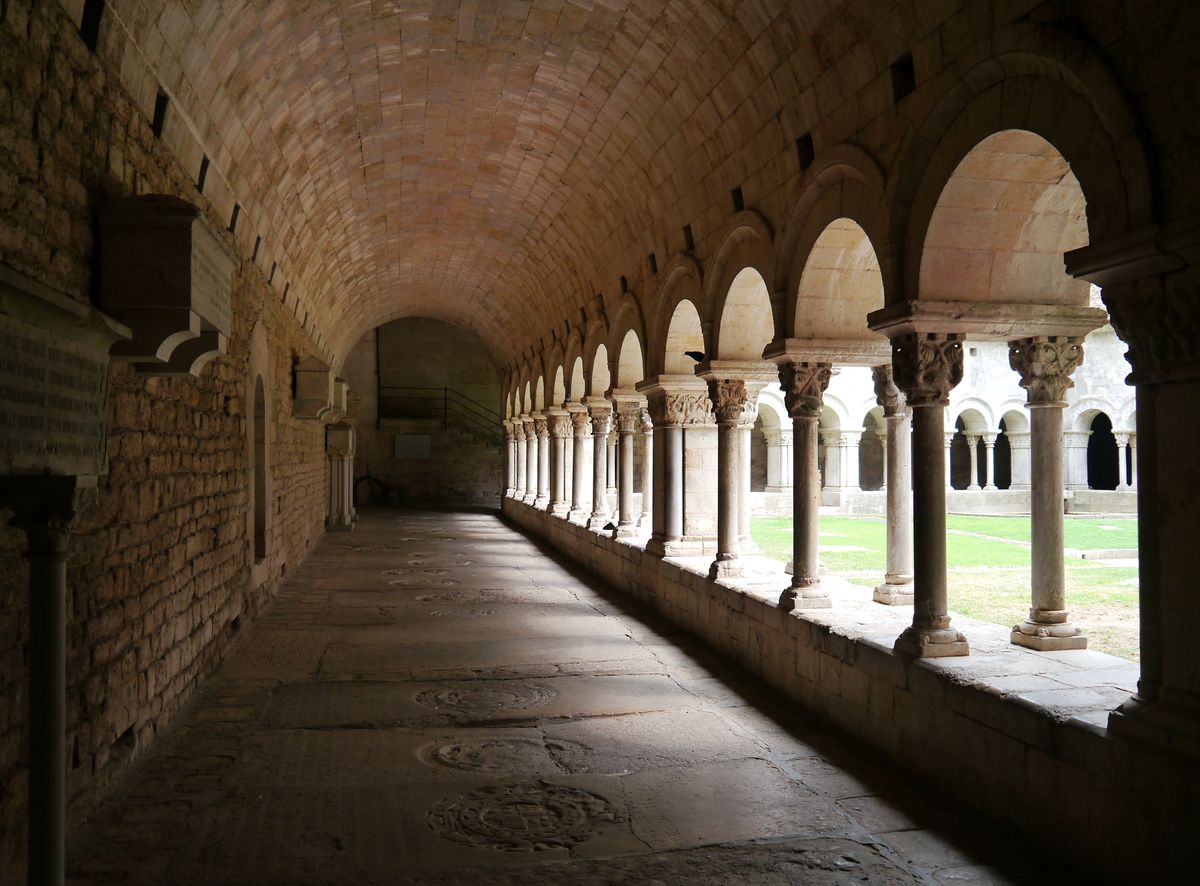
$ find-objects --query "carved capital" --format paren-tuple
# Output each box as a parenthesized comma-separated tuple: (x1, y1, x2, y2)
(738, 398, 758, 429)
(638, 407, 653, 435)
(871, 363, 907, 416)
(549, 413, 572, 438)
(707, 379, 748, 425)
(588, 404, 611, 437)
(570, 411, 591, 436)
(615, 401, 643, 433)
(891, 334, 962, 407)
(649, 391, 714, 427)
(511, 421, 526, 442)
(534, 417, 548, 438)
(1008, 337, 1084, 406)
(1102, 277, 1200, 384)
(778, 361, 831, 419)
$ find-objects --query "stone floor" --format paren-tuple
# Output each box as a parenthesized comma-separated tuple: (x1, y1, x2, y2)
(66, 509, 1078, 885)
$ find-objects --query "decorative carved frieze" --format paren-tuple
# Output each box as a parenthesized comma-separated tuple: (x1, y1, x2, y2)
(891, 334, 963, 407)
(1008, 337, 1084, 406)
(778, 362, 830, 419)
(294, 355, 334, 420)
(871, 363, 907, 417)
(647, 391, 713, 427)
(99, 195, 235, 375)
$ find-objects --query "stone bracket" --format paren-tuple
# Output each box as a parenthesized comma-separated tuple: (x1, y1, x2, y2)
(868, 300, 1108, 342)
(294, 356, 334, 420)
(763, 337, 891, 367)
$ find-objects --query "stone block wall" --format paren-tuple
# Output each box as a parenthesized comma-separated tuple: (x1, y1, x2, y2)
(0, 4, 328, 877)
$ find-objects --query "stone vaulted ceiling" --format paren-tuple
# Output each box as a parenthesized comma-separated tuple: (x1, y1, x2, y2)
(110, 0, 840, 365)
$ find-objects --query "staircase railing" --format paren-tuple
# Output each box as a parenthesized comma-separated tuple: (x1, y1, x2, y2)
(378, 385, 503, 443)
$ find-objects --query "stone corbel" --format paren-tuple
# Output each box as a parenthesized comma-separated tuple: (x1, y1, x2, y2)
(294, 356, 334, 420)
(98, 195, 235, 375)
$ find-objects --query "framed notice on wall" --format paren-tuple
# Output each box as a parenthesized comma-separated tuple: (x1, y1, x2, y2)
(394, 434, 432, 459)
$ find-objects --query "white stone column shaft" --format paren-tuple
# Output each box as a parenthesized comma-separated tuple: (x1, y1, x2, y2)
(872, 365, 913, 605)
(639, 409, 653, 530)
(613, 401, 641, 538)
(983, 434, 997, 490)
(966, 433, 981, 490)
(588, 406, 612, 530)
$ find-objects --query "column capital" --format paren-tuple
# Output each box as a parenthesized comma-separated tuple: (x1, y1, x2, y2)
(706, 378, 749, 426)
(511, 419, 526, 441)
(871, 363, 908, 417)
(534, 416, 549, 438)
(1, 476, 78, 555)
(777, 361, 831, 419)
(837, 431, 861, 448)
(638, 407, 653, 435)
(613, 399, 643, 432)
(548, 413, 572, 438)
(891, 333, 963, 407)
(1008, 336, 1085, 406)
(982, 432, 998, 446)
(645, 389, 714, 427)
(570, 410, 591, 436)
(1113, 431, 1132, 447)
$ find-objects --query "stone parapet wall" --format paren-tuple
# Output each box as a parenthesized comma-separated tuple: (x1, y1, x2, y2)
(503, 497, 1199, 881)
(0, 4, 328, 878)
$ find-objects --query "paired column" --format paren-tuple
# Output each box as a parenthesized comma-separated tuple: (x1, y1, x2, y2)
(1008, 432, 1032, 489)
(587, 402, 613, 530)
(502, 422, 515, 496)
(965, 433, 982, 489)
(3, 476, 77, 886)
(840, 432, 861, 491)
(606, 431, 617, 497)
(548, 411, 571, 517)
(522, 416, 538, 504)
(568, 408, 592, 520)
(763, 428, 794, 492)
(738, 406, 758, 553)
(325, 424, 355, 531)
(890, 333, 969, 657)
(982, 433, 997, 489)
(871, 364, 914, 605)
(513, 420, 527, 498)
(776, 362, 832, 610)
(641, 381, 712, 557)
(638, 408, 653, 530)
(612, 398, 644, 538)
(820, 430, 843, 493)
(534, 415, 550, 508)
(1009, 337, 1087, 650)
(943, 432, 955, 489)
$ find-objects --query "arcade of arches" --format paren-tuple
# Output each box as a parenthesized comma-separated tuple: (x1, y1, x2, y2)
(1, 0, 1199, 882)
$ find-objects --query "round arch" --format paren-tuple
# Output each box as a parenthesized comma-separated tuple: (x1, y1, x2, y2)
(704, 211, 778, 349)
(647, 255, 707, 377)
(661, 299, 706, 376)
(713, 267, 775, 360)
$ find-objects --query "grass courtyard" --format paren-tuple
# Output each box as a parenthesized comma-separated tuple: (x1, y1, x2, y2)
(752, 514, 1140, 661)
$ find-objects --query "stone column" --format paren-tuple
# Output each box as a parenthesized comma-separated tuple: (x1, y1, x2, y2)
(514, 420, 527, 498)
(707, 379, 748, 579)
(982, 433, 997, 490)
(891, 334, 969, 657)
(534, 415, 550, 508)
(965, 433, 981, 490)
(841, 431, 861, 491)
(587, 402, 612, 530)
(523, 417, 538, 505)
(777, 362, 833, 610)
(606, 431, 617, 496)
(548, 412, 571, 517)
(876, 430, 888, 488)
(1008, 431, 1032, 489)
(763, 428, 794, 492)
(1063, 430, 1092, 490)
(642, 382, 711, 556)
(568, 408, 591, 520)
(613, 398, 643, 538)
(638, 408, 653, 530)
(325, 424, 355, 530)
(2, 477, 77, 886)
(1114, 432, 1132, 488)
(820, 430, 843, 492)
(563, 430, 574, 507)
(1010, 337, 1087, 650)
(872, 364, 914, 605)
(502, 421, 515, 496)
(738, 406, 759, 553)
(1128, 434, 1138, 489)
(944, 431, 955, 489)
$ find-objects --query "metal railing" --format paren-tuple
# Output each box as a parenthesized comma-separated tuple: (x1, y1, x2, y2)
(378, 385, 502, 443)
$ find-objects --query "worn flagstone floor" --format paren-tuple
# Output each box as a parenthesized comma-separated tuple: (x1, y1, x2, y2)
(66, 509, 1076, 884)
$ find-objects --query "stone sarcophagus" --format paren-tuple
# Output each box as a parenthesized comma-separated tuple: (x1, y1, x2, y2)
(294, 356, 334, 420)
(98, 195, 236, 376)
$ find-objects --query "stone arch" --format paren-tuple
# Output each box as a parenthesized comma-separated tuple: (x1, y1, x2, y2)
(951, 406, 992, 490)
(1086, 411, 1119, 490)
(794, 217, 889, 342)
(534, 377, 545, 411)
(568, 357, 585, 404)
(888, 25, 1158, 304)
(521, 380, 532, 415)
(995, 407, 1031, 490)
(752, 388, 789, 494)
(713, 267, 775, 360)
(777, 145, 893, 338)
(647, 254, 706, 377)
(1069, 397, 1120, 431)
(614, 329, 645, 390)
(246, 320, 273, 586)
(551, 365, 567, 407)
(660, 299, 706, 377)
(607, 294, 647, 389)
(704, 211, 778, 350)
(859, 405, 887, 491)
(588, 343, 611, 398)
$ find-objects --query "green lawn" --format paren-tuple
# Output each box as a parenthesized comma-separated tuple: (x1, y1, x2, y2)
(752, 514, 1139, 661)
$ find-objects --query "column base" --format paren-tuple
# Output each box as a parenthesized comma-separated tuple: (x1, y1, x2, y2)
(779, 581, 831, 611)
(568, 507, 590, 523)
(708, 557, 743, 580)
(873, 581, 913, 605)
(614, 522, 640, 539)
(1108, 695, 1200, 759)
(894, 624, 969, 658)
(550, 502, 571, 518)
(534, 495, 549, 509)
(1011, 620, 1087, 651)
(522, 493, 537, 505)
(587, 515, 610, 532)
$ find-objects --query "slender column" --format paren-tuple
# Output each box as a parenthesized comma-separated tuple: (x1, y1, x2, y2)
(965, 433, 981, 490)
(514, 420, 527, 498)
(587, 404, 612, 530)
(534, 416, 550, 508)
(1063, 431, 1092, 489)
(704, 379, 748, 579)
(1008, 432, 1032, 489)
(564, 432, 574, 506)
(548, 412, 571, 517)
(1010, 337, 1087, 650)
(982, 433, 997, 490)
(891, 334, 969, 657)
(503, 421, 516, 495)
(1114, 432, 1132, 488)
(325, 425, 355, 530)
(872, 364, 914, 605)
(738, 408, 758, 553)
(1129, 434, 1138, 489)
(3, 477, 76, 886)
(820, 429, 842, 493)
(944, 431, 955, 489)
(569, 409, 591, 520)
(876, 430, 888, 488)
(841, 432, 862, 491)
(777, 362, 832, 610)
(344, 445, 356, 524)
(523, 417, 538, 504)
(606, 432, 617, 495)
(613, 399, 642, 538)
(643, 385, 709, 556)
(638, 408, 653, 530)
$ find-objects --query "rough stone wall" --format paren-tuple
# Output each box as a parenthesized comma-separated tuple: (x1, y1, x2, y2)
(0, 3, 327, 878)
